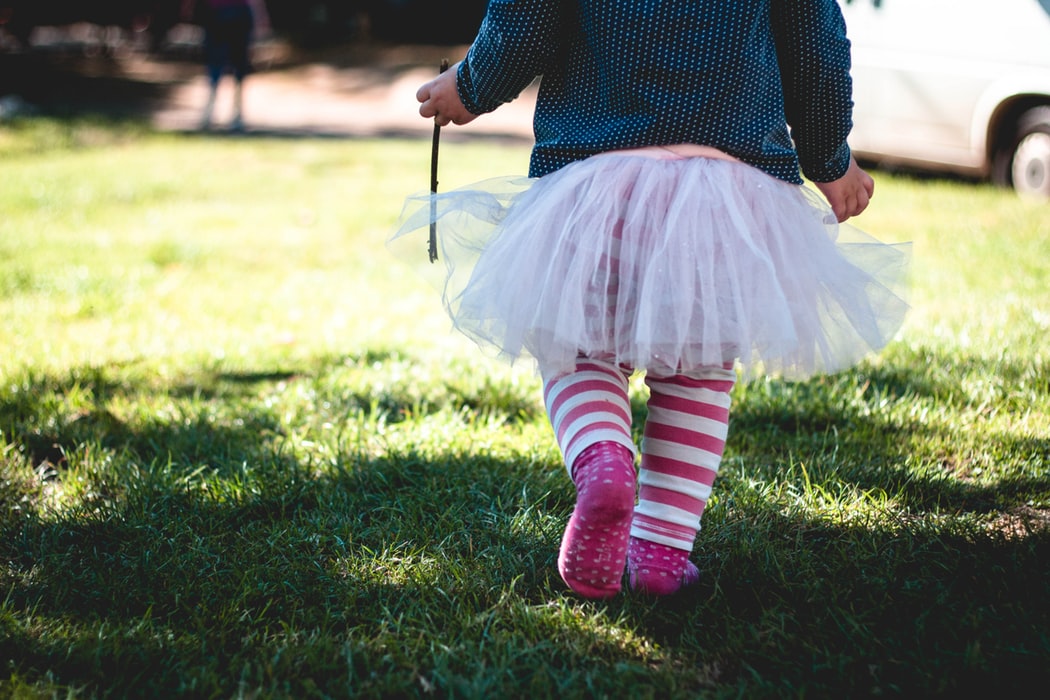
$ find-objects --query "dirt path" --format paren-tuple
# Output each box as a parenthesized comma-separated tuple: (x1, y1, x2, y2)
(157, 55, 537, 142)
(1, 39, 536, 143)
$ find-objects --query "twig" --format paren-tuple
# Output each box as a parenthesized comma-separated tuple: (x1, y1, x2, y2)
(429, 58, 449, 263)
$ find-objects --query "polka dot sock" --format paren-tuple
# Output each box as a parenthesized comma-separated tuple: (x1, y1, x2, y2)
(558, 441, 637, 599)
(627, 537, 701, 596)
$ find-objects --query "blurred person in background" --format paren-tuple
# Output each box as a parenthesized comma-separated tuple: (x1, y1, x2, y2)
(183, 0, 268, 131)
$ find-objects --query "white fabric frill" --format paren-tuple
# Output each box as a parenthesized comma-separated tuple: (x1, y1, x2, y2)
(389, 151, 909, 379)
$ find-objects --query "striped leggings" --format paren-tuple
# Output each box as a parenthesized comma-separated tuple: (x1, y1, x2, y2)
(544, 357, 734, 552)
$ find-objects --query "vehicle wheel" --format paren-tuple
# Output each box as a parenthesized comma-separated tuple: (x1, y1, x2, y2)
(1010, 106, 1050, 198)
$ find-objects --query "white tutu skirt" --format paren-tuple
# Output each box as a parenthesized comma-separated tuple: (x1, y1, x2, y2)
(390, 152, 909, 379)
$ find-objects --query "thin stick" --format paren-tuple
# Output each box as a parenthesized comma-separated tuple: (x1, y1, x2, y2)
(429, 58, 449, 263)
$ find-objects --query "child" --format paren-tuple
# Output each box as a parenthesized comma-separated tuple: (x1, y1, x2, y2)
(183, 0, 262, 131)
(394, 0, 908, 599)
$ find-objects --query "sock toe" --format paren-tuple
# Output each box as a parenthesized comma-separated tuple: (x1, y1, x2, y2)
(627, 537, 700, 596)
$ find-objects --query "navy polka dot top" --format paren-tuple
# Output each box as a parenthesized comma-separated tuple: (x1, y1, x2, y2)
(457, 0, 855, 184)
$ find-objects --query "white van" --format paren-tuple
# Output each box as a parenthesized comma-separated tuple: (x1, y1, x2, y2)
(839, 0, 1050, 197)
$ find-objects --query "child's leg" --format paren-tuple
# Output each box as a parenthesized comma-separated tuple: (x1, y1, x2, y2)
(543, 358, 638, 599)
(201, 29, 225, 130)
(201, 76, 219, 129)
(629, 365, 735, 595)
(229, 17, 252, 131)
(231, 78, 244, 131)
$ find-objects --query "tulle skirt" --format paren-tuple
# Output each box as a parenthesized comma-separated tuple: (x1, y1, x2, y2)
(390, 150, 909, 379)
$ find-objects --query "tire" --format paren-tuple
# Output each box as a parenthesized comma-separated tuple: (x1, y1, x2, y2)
(1010, 106, 1050, 199)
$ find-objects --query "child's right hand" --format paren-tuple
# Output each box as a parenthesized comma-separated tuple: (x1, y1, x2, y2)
(417, 62, 477, 127)
(814, 157, 875, 223)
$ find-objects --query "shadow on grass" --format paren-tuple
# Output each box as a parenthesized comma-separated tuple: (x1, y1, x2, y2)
(0, 427, 577, 695)
(3, 447, 1048, 696)
(2, 349, 1049, 695)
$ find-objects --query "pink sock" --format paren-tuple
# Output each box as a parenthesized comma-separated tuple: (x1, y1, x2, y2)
(627, 537, 701, 596)
(558, 441, 636, 599)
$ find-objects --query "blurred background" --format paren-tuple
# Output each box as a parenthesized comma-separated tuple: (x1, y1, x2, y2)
(0, 1, 488, 48)
(0, 0, 517, 140)
(1, 0, 1049, 197)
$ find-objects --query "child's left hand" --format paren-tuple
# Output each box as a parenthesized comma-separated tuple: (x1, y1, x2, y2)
(815, 157, 875, 223)
(417, 63, 477, 127)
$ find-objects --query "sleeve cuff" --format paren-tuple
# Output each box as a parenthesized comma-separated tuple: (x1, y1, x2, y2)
(802, 140, 852, 183)
(456, 57, 498, 116)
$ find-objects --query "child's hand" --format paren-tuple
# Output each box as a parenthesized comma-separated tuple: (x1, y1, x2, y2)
(814, 157, 875, 223)
(417, 63, 477, 127)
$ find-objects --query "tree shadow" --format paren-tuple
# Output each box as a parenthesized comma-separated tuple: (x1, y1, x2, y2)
(625, 501, 1050, 694)
(0, 439, 571, 694)
(0, 49, 191, 119)
(1, 350, 1048, 695)
(4, 416, 1048, 695)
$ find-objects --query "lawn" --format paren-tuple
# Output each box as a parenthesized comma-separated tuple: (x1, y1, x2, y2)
(1, 117, 1048, 698)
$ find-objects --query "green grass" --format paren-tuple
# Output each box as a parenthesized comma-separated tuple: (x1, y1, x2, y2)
(1, 116, 1048, 698)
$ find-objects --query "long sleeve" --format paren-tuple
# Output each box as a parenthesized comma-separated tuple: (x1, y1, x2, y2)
(456, 0, 568, 115)
(454, 0, 854, 184)
(771, 0, 854, 182)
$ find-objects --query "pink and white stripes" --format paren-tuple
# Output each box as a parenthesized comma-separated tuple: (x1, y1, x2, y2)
(543, 358, 735, 554)
(631, 368, 735, 551)
(543, 359, 636, 473)
(542, 357, 735, 596)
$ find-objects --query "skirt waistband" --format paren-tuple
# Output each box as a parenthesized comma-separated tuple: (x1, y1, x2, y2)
(603, 144, 740, 163)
